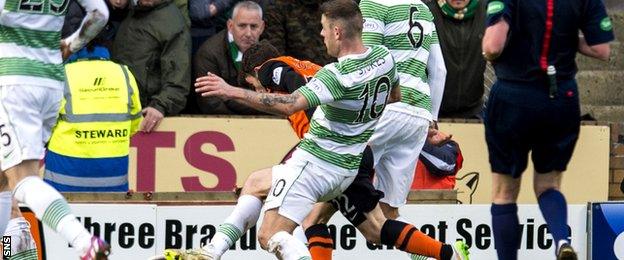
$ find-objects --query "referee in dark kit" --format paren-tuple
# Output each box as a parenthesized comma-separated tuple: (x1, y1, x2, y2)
(481, 0, 614, 259)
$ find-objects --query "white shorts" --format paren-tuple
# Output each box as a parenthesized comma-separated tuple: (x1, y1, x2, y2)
(369, 110, 429, 208)
(0, 85, 62, 171)
(264, 152, 355, 225)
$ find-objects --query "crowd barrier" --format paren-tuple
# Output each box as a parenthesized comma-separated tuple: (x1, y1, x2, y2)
(16, 190, 455, 260)
(14, 116, 612, 259)
(127, 116, 610, 204)
(19, 200, 624, 260)
(33, 202, 592, 260)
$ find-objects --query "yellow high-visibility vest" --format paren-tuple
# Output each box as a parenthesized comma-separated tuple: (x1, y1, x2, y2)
(48, 59, 142, 158)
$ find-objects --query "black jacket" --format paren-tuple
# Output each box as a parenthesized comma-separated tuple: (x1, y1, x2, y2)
(426, 0, 487, 118)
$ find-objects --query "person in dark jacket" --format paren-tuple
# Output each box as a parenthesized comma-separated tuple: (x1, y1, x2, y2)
(112, 0, 191, 132)
(262, 0, 334, 65)
(194, 1, 265, 114)
(426, 0, 487, 119)
(189, 0, 234, 55)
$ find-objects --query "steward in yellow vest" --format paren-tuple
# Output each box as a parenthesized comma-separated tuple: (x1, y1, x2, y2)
(44, 46, 143, 191)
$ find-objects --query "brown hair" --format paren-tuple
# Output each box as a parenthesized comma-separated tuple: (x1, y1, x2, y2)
(319, 0, 363, 40)
(238, 40, 281, 86)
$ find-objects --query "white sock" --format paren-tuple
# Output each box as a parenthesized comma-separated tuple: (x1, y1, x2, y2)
(205, 195, 262, 256)
(557, 239, 570, 253)
(13, 176, 91, 255)
(224, 195, 263, 232)
(267, 231, 311, 260)
(58, 216, 92, 255)
(0, 192, 11, 235)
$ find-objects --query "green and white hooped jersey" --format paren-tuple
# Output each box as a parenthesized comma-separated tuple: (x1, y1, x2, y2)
(360, 0, 438, 119)
(0, 0, 69, 89)
(295, 45, 398, 175)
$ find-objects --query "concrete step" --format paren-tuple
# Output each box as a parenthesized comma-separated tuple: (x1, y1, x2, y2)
(577, 42, 622, 70)
(605, 0, 624, 10)
(581, 105, 624, 122)
(577, 71, 624, 106)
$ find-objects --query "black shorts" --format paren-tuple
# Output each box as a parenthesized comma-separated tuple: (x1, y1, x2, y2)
(484, 79, 580, 178)
(329, 146, 384, 226)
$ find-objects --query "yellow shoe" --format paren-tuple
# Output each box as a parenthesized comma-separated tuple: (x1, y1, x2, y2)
(162, 248, 215, 260)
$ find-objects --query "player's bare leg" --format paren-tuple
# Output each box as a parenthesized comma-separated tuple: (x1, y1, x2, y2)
(203, 168, 269, 257)
(3, 160, 109, 260)
(157, 168, 271, 260)
(258, 209, 310, 260)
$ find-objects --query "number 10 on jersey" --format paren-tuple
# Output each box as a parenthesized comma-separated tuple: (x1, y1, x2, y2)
(355, 76, 391, 123)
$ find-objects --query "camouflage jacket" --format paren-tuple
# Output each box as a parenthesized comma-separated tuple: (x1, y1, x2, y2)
(263, 0, 335, 66)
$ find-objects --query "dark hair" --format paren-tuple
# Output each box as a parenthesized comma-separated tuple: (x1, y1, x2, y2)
(319, 0, 363, 39)
(238, 40, 281, 86)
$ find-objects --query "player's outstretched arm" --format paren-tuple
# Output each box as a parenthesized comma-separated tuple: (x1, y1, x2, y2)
(196, 73, 309, 116)
(61, 0, 109, 58)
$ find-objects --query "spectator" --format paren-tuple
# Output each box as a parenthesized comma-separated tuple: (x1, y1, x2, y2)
(189, 0, 234, 55)
(112, 0, 191, 132)
(44, 42, 142, 192)
(263, 0, 334, 65)
(426, 0, 487, 119)
(212, 0, 273, 33)
(181, 0, 234, 114)
(194, 1, 265, 114)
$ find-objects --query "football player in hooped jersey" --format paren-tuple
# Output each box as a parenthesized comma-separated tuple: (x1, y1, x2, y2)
(241, 41, 468, 260)
(0, 0, 110, 259)
(158, 7, 465, 260)
(358, 0, 447, 224)
(180, 1, 400, 259)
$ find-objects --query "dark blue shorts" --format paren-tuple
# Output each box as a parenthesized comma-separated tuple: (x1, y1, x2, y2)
(484, 79, 580, 178)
